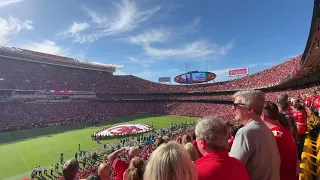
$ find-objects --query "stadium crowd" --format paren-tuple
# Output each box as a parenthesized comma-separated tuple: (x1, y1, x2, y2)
(0, 55, 300, 93)
(0, 46, 318, 180)
(1, 83, 319, 131)
(50, 89, 319, 180)
(1, 84, 319, 131)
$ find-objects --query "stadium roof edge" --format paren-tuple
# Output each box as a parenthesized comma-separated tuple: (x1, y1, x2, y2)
(0, 46, 124, 73)
(300, 0, 320, 66)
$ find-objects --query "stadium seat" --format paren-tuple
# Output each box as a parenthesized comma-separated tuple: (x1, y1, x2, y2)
(299, 107, 320, 180)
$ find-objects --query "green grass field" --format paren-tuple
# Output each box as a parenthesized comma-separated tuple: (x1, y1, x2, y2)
(0, 114, 195, 180)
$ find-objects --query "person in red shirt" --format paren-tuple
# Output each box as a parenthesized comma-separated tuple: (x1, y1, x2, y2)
(293, 103, 307, 160)
(311, 91, 318, 107)
(194, 116, 249, 180)
(108, 147, 139, 180)
(262, 101, 299, 180)
(313, 96, 320, 116)
(293, 104, 307, 135)
(304, 95, 312, 107)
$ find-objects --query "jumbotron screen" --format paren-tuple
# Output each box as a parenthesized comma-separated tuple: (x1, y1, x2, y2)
(174, 71, 216, 84)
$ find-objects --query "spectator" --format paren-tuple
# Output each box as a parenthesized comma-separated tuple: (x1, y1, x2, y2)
(191, 133, 203, 159)
(175, 136, 182, 144)
(278, 94, 294, 115)
(86, 174, 100, 180)
(103, 155, 108, 162)
(229, 90, 280, 180)
(144, 141, 197, 180)
(62, 159, 79, 180)
(278, 94, 289, 103)
(278, 101, 298, 141)
(123, 157, 145, 180)
(98, 163, 112, 180)
(183, 142, 199, 162)
(181, 134, 192, 146)
(293, 103, 307, 160)
(228, 123, 243, 150)
(108, 147, 139, 180)
(194, 116, 249, 180)
(262, 101, 299, 180)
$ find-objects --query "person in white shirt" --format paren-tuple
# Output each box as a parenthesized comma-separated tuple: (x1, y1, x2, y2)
(38, 166, 42, 176)
(44, 166, 48, 175)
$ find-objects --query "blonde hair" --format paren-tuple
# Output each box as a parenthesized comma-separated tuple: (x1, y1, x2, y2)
(144, 141, 197, 180)
(184, 142, 199, 162)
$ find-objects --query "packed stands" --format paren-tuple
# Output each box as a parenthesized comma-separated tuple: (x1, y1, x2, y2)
(0, 51, 301, 93)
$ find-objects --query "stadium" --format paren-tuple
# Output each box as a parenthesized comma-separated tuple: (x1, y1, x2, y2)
(0, 1, 320, 180)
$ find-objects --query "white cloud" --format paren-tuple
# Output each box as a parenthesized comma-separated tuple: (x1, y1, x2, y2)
(114, 69, 129, 75)
(58, 22, 91, 43)
(67, 22, 90, 35)
(128, 28, 168, 44)
(128, 56, 139, 62)
(143, 40, 233, 59)
(128, 56, 153, 68)
(0, 15, 33, 45)
(62, 0, 161, 43)
(83, 8, 106, 24)
(127, 18, 233, 60)
(169, 69, 179, 72)
(181, 18, 201, 34)
(20, 40, 68, 56)
(0, 0, 23, 8)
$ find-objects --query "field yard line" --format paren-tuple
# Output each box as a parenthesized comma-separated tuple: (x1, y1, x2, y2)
(53, 129, 77, 152)
(22, 130, 56, 164)
(7, 133, 31, 171)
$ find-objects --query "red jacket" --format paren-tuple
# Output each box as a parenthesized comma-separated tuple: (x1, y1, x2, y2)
(314, 97, 320, 109)
(270, 126, 299, 180)
(112, 158, 129, 180)
(293, 110, 307, 134)
(195, 151, 249, 180)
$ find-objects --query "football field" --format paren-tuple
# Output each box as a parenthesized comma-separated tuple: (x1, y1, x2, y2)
(0, 115, 195, 180)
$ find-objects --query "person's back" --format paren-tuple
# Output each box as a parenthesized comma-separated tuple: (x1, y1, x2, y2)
(195, 151, 249, 180)
(230, 120, 280, 180)
(270, 126, 298, 180)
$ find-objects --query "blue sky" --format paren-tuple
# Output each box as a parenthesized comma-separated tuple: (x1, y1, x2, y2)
(0, 0, 314, 83)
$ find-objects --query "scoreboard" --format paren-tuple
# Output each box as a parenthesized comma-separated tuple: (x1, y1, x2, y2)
(174, 71, 216, 84)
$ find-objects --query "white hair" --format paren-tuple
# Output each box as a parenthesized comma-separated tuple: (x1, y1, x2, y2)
(233, 90, 265, 115)
(195, 116, 228, 150)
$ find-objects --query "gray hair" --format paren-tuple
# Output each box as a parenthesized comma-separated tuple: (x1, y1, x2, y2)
(195, 116, 228, 150)
(233, 90, 265, 115)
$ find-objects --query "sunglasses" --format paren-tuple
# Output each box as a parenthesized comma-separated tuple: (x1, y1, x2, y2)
(232, 103, 247, 109)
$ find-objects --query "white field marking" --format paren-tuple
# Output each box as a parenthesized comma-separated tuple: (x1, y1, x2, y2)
(7, 133, 31, 171)
(22, 130, 56, 163)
